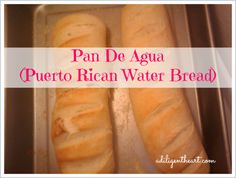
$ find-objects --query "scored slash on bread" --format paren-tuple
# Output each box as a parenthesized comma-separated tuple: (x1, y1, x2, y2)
(51, 14, 115, 173)
(51, 14, 106, 47)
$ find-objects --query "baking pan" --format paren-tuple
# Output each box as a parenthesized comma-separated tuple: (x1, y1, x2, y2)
(33, 4, 213, 173)
(4, 4, 232, 174)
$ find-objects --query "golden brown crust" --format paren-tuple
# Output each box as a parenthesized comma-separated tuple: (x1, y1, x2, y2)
(51, 14, 114, 173)
(122, 5, 210, 173)
(51, 13, 106, 47)
(121, 5, 175, 47)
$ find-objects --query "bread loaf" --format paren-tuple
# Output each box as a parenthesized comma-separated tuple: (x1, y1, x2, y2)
(121, 5, 210, 173)
(51, 14, 114, 173)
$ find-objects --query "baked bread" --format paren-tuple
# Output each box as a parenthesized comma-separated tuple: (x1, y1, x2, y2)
(121, 5, 210, 173)
(51, 14, 114, 173)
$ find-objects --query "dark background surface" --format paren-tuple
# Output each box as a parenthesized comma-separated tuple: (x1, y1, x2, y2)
(5, 5, 35, 173)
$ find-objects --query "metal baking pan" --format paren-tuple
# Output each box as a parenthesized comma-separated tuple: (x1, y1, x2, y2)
(4, 4, 232, 174)
(33, 4, 201, 173)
